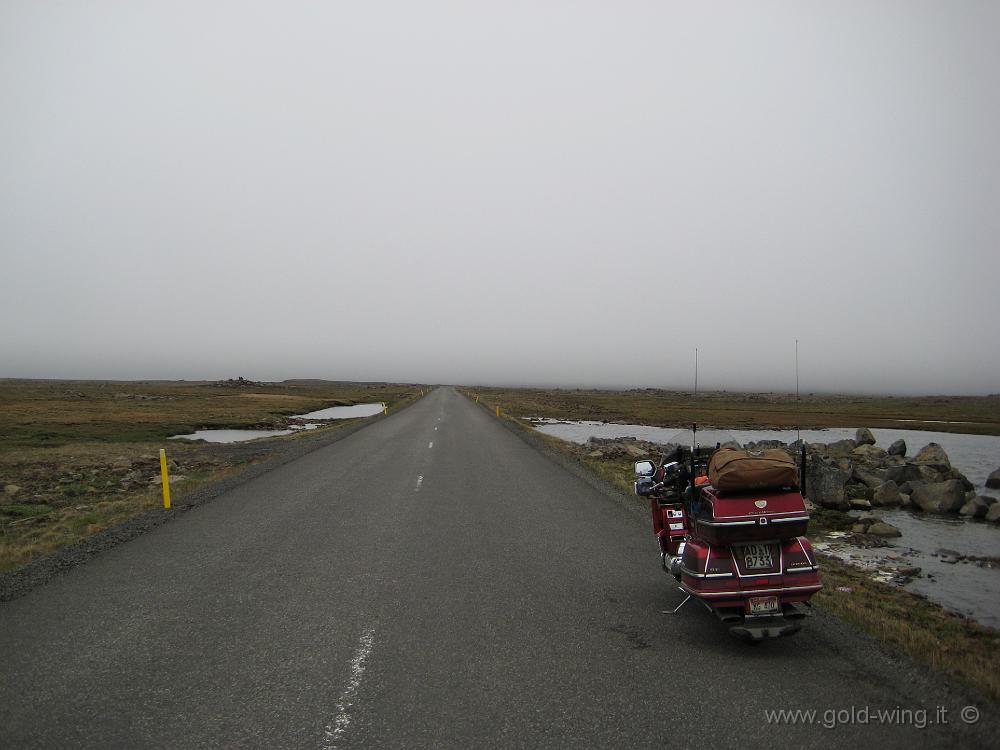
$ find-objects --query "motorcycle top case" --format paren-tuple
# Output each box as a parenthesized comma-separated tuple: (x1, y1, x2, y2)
(707, 448, 799, 494)
(691, 486, 810, 545)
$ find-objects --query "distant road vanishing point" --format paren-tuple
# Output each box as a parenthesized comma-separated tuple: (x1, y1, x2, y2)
(0, 388, 994, 749)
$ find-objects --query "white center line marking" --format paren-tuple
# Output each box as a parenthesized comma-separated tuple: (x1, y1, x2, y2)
(321, 626, 376, 749)
(428, 441, 433, 449)
(415, 475, 423, 492)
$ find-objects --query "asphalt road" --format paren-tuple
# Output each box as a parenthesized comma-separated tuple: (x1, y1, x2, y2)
(1, 388, 996, 749)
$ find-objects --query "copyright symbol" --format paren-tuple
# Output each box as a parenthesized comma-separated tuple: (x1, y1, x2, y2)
(961, 706, 980, 724)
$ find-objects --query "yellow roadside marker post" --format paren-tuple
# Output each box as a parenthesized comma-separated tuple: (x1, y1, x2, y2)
(496, 405, 501, 417)
(475, 395, 479, 403)
(159, 449, 171, 509)
(383, 402, 388, 415)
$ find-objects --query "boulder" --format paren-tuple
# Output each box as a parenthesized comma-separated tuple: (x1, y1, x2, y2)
(912, 443, 951, 472)
(804, 458, 850, 510)
(987, 504, 1000, 523)
(4, 484, 20, 497)
(986, 468, 1000, 490)
(719, 440, 742, 450)
(949, 468, 975, 492)
(910, 479, 967, 514)
(917, 464, 946, 484)
(852, 444, 888, 463)
(853, 466, 887, 489)
(849, 497, 873, 510)
(872, 481, 902, 507)
(823, 439, 858, 457)
(855, 427, 876, 446)
(898, 480, 925, 495)
(868, 521, 902, 537)
(623, 443, 648, 459)
(887, 438, 907, 457)
(900, 493, 912, 508)
(886, 463, 925, 485)
(959, 496, 993, 519)
(844, 482, 874, 502)
(746, 439, 786, 450)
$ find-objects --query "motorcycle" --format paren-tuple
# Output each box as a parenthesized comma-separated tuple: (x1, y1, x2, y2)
(634, 435, 822, 642)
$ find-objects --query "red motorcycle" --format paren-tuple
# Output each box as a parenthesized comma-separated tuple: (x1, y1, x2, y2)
(635, 438, 822, 642)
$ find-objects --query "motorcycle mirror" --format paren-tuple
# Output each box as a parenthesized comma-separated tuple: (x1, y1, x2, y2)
(634, 460, 656, 477)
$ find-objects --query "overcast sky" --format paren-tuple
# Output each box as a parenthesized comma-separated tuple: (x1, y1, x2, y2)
(2, 2, 998, 394)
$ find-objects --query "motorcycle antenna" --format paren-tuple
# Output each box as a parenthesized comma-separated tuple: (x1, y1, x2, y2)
(795, 339, 800, 442)
(693, 347, 699, 454)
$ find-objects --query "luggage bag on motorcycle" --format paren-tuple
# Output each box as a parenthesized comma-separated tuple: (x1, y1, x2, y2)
(708, 448, 799, 494)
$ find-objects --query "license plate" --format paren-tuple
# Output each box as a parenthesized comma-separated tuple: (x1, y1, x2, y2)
(742, 543, 773, 570)
(748, 596, 780, 614)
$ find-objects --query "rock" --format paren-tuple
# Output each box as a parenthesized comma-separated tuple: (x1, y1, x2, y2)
(868, 521, 902, 537)
(804, 458, 850, 510)
(912, 443, 951, 472)
(897, 566, 921, 577)
(910, 479, 967, 514)
(823, 439, 858, 457)
(853, 466, 887, 489)
(949, 468, 975, 492)
(885, 463, 925, 485)
(851, 523, 868, 534)
(959, 496, 992, 519)
(872, 481, 902, 507)
(587, 450, 604, 458)
(855, 427, 876, 446)
(898, 480, 925, 495)
(849, 497, 873, 510)
(851, 444, 888, 463)
(4, 484, 20, 497)
(845, 483, 874, 501)
(719, 440, 742, 450)
(746, 439, 787, 450)
(887, 438, 907, 457)
(934, 547, 961, 557)
(899, 493, 912, 508)
(987, 504, 1000, 523)
(623, 443, 648, 459)
(150, 474, 188, 485)
(986, 468, 1000, 490)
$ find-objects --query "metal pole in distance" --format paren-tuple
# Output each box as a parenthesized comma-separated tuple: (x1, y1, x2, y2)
(694, 347, 698, 396)
(159, 449, 171, 509)
(795, 339, 800, 401)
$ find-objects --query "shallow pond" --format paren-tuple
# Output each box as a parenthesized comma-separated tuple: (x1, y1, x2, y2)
(293, 403, 385, 420)
(816, 509, 1000, 628)
(170, 424, 320, 443)
(169, 402, 386, 443)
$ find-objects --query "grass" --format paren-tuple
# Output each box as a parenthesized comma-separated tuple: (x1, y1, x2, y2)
(460, 387, 1000, 704)
(0, 379, 423, 450)
(0, 379, 425, 572)
(464, 386, 1000, 435)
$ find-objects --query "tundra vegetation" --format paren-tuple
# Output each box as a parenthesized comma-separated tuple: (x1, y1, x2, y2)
(0, 379, 422, 573)
(465, 386, 1000, 435)
(462, 386, 1000, 704)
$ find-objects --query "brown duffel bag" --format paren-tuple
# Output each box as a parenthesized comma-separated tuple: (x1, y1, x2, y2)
(708, 448, 799, 493)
